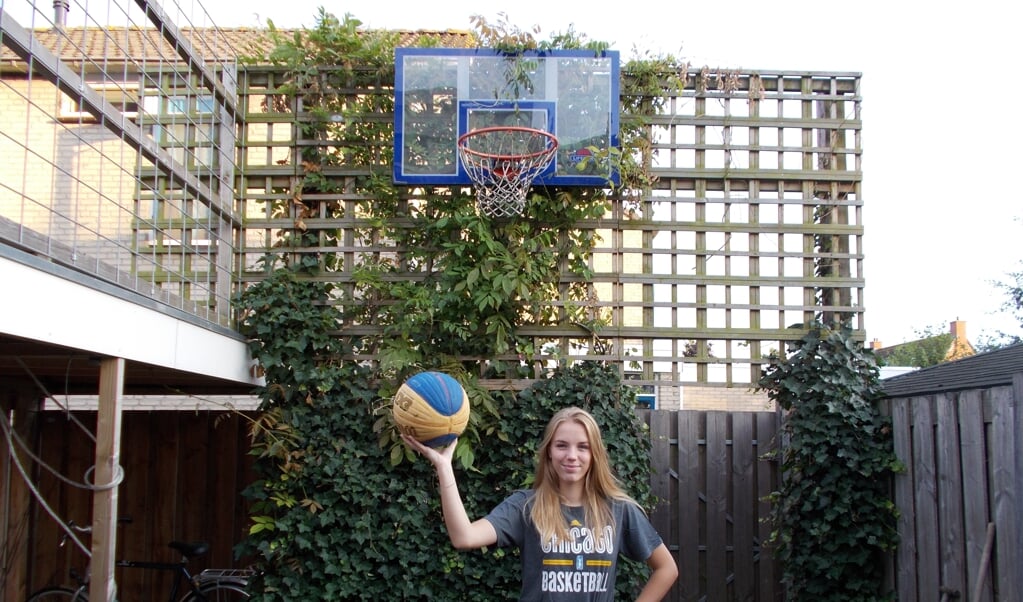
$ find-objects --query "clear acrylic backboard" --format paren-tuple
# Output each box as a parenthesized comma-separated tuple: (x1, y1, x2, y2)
(394, 48, 620, 187)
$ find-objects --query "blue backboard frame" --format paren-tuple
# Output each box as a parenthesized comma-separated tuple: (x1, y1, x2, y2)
(394, 47, 620, 187)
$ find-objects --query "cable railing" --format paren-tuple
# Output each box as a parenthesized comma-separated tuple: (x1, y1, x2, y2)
(1, 0, 243, 329)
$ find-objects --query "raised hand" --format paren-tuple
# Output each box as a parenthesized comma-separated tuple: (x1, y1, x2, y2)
(401, 434, 457, 468)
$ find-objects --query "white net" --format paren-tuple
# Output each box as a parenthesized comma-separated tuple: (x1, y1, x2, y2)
(457, 127, 558, 218)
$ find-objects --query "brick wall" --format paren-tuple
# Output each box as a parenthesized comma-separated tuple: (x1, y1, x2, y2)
(680, 385, 774, 412)
(1, 78, 140, 265)
(44, 395, 261, 411)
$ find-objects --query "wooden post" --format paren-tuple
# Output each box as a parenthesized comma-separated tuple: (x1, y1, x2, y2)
(90, 358, 124, 602)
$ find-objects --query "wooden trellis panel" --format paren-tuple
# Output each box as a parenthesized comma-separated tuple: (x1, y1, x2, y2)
(233, 67, 864, 396)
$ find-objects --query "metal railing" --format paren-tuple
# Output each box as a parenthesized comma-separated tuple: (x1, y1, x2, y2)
(1, 0, 243, 329)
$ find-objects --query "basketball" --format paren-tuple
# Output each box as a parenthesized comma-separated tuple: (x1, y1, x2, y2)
(392, 371, 470, 447)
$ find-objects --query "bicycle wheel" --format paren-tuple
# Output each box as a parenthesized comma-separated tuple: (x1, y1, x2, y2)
(26, 586, 88, 602)
(180, 582, 250, 602)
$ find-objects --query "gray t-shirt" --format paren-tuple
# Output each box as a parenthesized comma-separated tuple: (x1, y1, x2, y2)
(484, 489, 663, 601)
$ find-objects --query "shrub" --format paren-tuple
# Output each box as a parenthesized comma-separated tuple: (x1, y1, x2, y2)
(757, 325, 901, 601)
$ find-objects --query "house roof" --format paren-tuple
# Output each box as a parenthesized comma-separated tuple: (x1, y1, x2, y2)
(874, 333, 974, 363)
(881, 342, 1023, 397)
(1, 26, 476, 66)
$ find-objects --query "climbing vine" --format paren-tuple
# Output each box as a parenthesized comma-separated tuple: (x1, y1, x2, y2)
(757, 324, 901, 601)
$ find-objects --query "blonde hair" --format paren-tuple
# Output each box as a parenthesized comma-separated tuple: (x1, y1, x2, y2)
(529, 407, 638, 544)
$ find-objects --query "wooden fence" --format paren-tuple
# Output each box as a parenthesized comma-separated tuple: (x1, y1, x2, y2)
(6, 410, 254, 600)
(641, 409, 783, 602)
(885, 377, 1023, 602)
(8, 409, 783, 601)
(10, 397, 1020, 601)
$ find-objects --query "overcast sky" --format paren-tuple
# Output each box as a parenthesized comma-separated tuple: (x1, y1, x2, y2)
(6, 0, 1022, 347)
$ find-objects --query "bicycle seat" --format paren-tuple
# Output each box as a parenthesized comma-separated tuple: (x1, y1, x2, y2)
(169, 540, 210, 558)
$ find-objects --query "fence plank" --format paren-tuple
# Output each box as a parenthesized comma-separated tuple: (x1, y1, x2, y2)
(990, 384, 1021, 600)
(649, 409, 673, 534)
(118, 412, 156, 601)
(210, 413, 248, 566)
(731, 412, 755, 601)
(958, 389, 992, 602)
(890, 397, 918, 602)
(3, 394, 36, 602)
(647, 410, 678, 600)
(149, 413, 183, 598)
(911, 395, 941, 601)
(1014, 374, 1023, 597)
(30, 413, 83, 590)
(676, 411, 701, 602)
(755, 411, 779, 602)
(705, 412, 728, 601)
(936, 392, 966, 595)
(179, 412, 210, 546)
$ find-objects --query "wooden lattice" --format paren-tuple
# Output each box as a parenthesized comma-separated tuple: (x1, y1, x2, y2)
(234, 68, 864, 400)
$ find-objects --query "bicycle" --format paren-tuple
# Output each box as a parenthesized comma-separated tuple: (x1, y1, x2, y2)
(27, 520, 253, 601)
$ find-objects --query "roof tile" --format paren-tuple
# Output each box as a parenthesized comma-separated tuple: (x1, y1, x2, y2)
(2, 26, 476, 64)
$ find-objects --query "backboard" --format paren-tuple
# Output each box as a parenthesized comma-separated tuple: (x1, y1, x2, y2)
(394, 48, 620, 187)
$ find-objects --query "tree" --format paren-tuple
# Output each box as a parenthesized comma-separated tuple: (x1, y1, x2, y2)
(977, 262, 1023, 351)
(879, 324, 955, 368)
(1005, 266, 1023, 319)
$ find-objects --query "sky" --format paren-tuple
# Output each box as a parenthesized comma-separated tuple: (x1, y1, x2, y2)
(7, 0, 1022, 347)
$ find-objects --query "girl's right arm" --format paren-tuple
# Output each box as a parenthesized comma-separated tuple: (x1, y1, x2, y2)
(402, 435, 498, 550)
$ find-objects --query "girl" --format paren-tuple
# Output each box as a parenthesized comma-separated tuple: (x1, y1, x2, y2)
(403, 406, 678, 601)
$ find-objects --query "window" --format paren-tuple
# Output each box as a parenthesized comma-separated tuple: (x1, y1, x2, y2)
(164, 94, 215, 115)
(146, 94, 217, 167)
(636, 393, 657, 409)
(59, 81, 140, 121)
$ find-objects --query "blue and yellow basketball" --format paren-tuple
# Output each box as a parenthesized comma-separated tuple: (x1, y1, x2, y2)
(392, 372, 470, 447)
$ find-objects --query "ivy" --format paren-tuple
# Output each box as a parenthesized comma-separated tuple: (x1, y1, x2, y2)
(757, 324, 901, 601)
(234, 264, 652, 599)
(250, 10, 627, 371)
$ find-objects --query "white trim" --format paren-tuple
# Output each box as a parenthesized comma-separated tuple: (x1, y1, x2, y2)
(59, 82, 140, 121)
(0, 257, 261, 386)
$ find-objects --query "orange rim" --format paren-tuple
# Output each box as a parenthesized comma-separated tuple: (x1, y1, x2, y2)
(457, 126, 558, 162)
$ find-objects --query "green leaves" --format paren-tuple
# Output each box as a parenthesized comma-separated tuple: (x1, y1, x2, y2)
(235, 269, 652, 602)
(757, 324, 900, 601)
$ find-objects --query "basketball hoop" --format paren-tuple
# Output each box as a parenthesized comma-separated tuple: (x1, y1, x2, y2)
(457, 126, 559, 218)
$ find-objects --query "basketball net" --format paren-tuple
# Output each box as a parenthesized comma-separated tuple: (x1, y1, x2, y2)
(457, 126, 558, 218)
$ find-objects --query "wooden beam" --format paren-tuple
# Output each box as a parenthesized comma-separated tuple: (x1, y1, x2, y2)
(90, 358, 125, 602)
